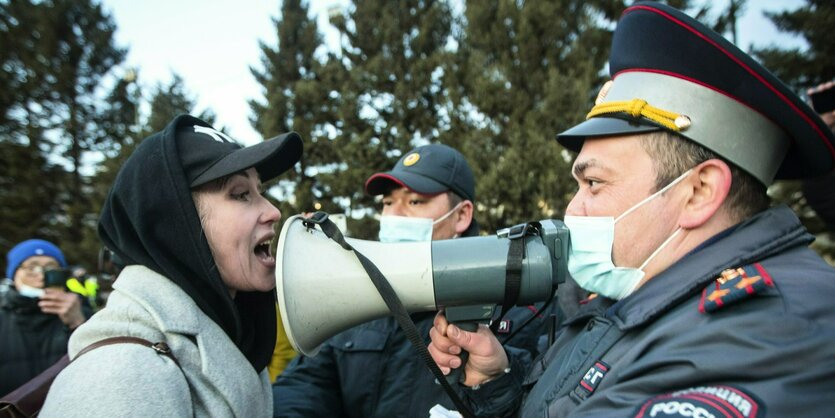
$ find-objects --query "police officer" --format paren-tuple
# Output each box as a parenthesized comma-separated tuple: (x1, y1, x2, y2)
(428, 2, 835, 417)
(274, 144, 551, 417)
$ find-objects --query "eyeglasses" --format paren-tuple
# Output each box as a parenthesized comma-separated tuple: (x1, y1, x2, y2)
(18, 263, 61, 275)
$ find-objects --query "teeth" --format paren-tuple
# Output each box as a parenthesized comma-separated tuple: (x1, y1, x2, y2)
(255, 239, 274, 260)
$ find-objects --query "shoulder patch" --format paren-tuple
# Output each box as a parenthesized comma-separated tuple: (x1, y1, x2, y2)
(634, 385, 765, 418)
(698, 263, 774, 314)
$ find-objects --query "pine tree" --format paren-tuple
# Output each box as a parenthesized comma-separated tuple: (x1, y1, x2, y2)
(0, 0, 125, 269)
(84, 72, 142, 265)
(442, 0, 625, 233)
(144, 73, 217, 136)
(0, 141, 69, 268)
(751, 0, 835, 263)
(15, 0, 125, 267)
(250, 0, 341, 219)
(752, 0, 834, 88)
(323, 0, 455, 238)
(94, 73, 217, 221)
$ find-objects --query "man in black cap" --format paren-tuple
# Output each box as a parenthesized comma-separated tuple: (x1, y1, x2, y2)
(273, 144, 551, 418)
(428, 2, 835, 417)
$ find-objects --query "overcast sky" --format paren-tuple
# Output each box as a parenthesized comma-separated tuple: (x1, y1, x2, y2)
(101, 0, 808, 146)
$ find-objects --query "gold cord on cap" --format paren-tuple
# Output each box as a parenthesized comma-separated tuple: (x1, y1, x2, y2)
(587, 98, 691, 132)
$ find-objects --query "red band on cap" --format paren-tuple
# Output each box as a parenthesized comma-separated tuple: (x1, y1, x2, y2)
(364, 173, 407, 194)
(623, 4, 835, 159)
(364, 173, 447, 197)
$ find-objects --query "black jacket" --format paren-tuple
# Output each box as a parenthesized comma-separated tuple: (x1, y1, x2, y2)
(0, 289, 71, 396)
(463, 206, 835, 417)
(273, 306, 551, 418)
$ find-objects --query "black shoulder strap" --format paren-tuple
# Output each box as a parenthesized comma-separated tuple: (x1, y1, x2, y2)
(303, 212, 476, 418)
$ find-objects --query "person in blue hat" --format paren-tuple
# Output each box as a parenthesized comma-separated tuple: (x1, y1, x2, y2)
(273, 143, 553, 418)
(0, 239, 87, 396)
(428, 2, 835, 417)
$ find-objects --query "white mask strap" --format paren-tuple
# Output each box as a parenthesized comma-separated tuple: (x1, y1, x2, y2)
(433, 201, 463, 225)
(616, 169, 693, 223)
(639, 227, 682, 271)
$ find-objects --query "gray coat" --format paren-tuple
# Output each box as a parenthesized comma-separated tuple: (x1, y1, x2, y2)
(41, 265, 272, 417)
(464, 206, 835, 417)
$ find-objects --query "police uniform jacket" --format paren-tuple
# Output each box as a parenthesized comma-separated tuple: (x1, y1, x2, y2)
(273, 305, 549, 418)
(463, 206, 835, 417)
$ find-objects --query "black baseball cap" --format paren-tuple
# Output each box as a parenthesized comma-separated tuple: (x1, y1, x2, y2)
(557, 1, 835, 185)
(364, 143, 475, 202)
(173, 115, 303, 187)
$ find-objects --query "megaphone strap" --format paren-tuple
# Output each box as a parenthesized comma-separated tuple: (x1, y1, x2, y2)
(491, 222, 540, 334)
(301, 212, 477, 418)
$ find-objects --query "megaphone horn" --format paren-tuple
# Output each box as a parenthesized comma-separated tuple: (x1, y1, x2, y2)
(275, 214, 569, 355)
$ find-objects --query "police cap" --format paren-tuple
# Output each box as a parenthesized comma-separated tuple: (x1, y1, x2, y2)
(557, 1, 835, 185)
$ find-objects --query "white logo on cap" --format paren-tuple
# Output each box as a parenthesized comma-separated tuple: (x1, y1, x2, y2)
(35, 249, 44, 255)
(194, 126, 235, 143)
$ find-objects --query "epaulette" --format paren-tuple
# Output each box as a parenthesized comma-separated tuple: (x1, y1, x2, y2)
(698, 263, 774, 314)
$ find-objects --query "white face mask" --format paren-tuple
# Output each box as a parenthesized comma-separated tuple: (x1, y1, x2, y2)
(17, 284, 45, 298)
(379, 202, 462, 243)
(563, 169, 692, 300)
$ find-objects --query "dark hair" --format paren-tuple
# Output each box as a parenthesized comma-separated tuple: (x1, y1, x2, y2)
(639, 131, 770, 222)
(446, 191, 463, 210)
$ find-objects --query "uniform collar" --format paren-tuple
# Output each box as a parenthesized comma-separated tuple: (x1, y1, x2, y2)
(608, 205, 812, 330)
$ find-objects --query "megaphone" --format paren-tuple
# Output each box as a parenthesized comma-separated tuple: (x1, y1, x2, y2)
(275, 214, 569, 355)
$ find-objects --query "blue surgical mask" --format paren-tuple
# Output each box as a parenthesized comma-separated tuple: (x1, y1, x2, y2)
(564, 169, 691, 300)
(379, 203, 462, 243)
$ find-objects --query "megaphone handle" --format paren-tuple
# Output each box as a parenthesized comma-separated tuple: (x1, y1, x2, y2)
(445, 322, 479, 384)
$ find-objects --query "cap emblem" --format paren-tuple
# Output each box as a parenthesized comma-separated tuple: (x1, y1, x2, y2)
(403, 152, 420, 166)
(587, 98, 691, 132)
(193, 125, 235, 143)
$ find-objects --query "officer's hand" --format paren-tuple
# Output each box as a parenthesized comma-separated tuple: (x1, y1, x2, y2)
(40, 288, 86, 329)
(428, 311, 509, 387)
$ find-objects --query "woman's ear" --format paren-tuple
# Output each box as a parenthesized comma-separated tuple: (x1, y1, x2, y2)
(454, 200, 475, 235)
(679, 159, 732, 229)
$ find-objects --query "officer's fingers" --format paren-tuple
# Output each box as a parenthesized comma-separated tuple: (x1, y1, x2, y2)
(427, 337, 458, 374)
(450, 324, 503, 358)
(446, 324, 480, 350)
(433, 311, 450, 332)
(429, 324, 461, 355)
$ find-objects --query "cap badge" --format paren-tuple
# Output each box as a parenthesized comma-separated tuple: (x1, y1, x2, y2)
(403, 152, 420, 166)
(587, 98, 691, 132)
(193, 125, 235, 143)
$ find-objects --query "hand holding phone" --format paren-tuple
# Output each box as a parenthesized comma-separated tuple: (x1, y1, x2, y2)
(809, 81, 835, 114)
